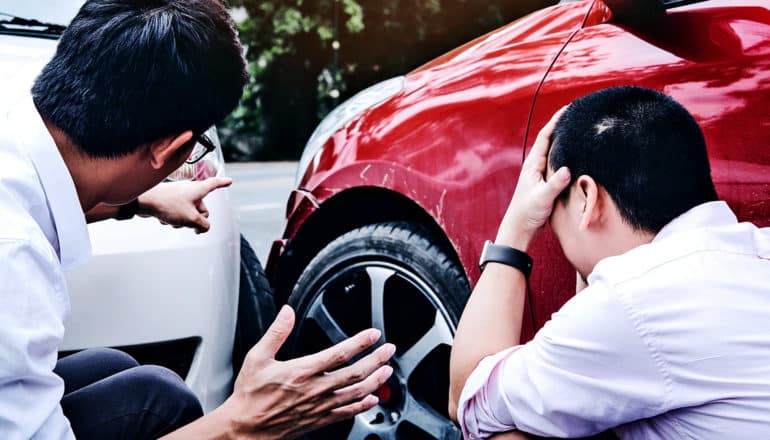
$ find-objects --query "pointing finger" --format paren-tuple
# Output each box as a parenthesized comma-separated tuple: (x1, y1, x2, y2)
(191, 177, 233, 200)
(202, 177, 233, 194)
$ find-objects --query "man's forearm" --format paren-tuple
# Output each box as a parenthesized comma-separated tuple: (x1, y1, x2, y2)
(448, 260, 528, 421)
(160, 401, 237, 440)
(448, 106, 570, 427)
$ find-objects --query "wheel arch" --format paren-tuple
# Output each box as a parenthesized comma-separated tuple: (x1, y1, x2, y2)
(272, 186, 468, 305)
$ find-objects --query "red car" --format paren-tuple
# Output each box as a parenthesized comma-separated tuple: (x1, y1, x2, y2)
(267, 0, 770, 438)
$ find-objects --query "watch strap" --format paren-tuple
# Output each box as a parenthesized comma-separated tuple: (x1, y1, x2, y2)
(479, 240, 533, 277)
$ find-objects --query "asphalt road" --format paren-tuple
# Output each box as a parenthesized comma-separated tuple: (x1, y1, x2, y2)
(225, 162, 298, 263)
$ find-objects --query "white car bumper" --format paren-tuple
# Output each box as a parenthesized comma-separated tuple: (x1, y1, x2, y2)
(62, 188, 240, 412)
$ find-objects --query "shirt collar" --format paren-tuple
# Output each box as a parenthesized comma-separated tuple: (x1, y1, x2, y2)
(20, 97, 91, 270)
(588, 201, 737, 285)
(653, 201, 737, 243)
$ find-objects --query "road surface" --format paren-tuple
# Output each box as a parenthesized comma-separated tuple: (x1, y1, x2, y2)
(225, 162, 297, 263)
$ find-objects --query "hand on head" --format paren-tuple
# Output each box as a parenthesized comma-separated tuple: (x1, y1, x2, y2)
(496, 107, 572, 251)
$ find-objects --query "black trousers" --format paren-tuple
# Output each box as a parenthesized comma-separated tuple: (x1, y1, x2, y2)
(54, 348, 203, 440)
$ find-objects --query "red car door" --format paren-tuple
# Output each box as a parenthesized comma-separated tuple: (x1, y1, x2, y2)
(524, 0, 770, 330)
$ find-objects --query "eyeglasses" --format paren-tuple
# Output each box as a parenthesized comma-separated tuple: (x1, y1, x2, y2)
(186, 133, 217, 164)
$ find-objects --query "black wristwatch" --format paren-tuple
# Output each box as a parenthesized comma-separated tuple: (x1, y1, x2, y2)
(478, 240, 533, 278)
(116, 199, 140, 220)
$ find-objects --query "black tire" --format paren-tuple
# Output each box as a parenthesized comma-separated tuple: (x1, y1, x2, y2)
(233, 235, 276, 378)
(287, 222, 470, 440)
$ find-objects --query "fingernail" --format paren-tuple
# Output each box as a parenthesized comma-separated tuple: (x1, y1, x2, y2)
(277, 305, 292, 322)
(382, 343, 396, 358)
(382, 365, 394, 377)
(366, 395, 379, 405)
(369, 328, 382, 343)
(560, 167, 571, 181)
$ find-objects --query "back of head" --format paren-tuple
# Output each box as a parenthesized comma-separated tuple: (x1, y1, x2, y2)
(32, 0, 247, 158)
(550, 86, 718, 233)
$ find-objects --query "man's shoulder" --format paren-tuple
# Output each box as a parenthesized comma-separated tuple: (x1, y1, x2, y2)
(590, 220, 769, 289)
(0, 204, 57, 264)
(0, 147, 52, 249)
(0, 236, 57, 265)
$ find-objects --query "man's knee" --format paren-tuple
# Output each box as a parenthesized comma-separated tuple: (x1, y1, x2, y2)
(130, 365, 203, 427)
(83, 347, 139, 370)
(56, 347, 140, 395)
(62, 364, 203, 440)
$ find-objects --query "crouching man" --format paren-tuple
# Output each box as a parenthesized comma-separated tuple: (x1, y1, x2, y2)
(449, 87, 770, 439)
(0, 1, 393, 439)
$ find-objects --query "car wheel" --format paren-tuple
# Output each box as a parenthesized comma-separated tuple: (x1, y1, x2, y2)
(287, 222, 469, 440)
(233, 235, 276, 377)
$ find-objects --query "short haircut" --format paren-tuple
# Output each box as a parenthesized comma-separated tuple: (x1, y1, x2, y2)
(32, 0, 247, 158)
(550, 86, 718, 233)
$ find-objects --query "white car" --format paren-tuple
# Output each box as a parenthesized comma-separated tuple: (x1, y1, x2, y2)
(0, 0, 273, 412)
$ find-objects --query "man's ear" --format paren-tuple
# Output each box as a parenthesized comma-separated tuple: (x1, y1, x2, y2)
(576, 175, 601, 231)
(149, 131, 194, 170)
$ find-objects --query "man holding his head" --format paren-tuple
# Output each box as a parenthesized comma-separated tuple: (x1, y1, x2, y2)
(449, 87, 770, 439)
(0, 0, 393, 439)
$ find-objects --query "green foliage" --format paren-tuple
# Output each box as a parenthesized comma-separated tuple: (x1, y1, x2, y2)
(222, 0, 553, 161)
(222, 0, 363, 160)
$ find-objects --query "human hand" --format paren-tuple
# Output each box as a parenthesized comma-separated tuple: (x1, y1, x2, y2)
(136, 177, 232, 234)
(224, 305, 395, 439)
(496, 107, 572, 251)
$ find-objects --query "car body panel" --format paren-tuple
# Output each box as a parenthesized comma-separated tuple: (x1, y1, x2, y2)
(274, 0, 770, 347)
(2, 0, 80, 27)
(526, 0, 770, 329)
(62, 190, 239, 410)
(287, 2, 593, 314)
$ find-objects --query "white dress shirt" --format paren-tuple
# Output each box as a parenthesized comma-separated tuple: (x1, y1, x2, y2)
(459, 201, 770, 439)
(0, 96, 91, 439)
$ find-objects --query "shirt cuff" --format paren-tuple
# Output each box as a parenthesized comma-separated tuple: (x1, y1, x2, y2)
(457, 346, 521, 439)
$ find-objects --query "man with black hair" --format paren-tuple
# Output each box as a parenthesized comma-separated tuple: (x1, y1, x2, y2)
(0, 0, 394, 439)
(449, 86, 770, 439)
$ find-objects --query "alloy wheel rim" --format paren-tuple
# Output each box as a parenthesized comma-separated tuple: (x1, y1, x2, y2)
(294, 260, 462, 440)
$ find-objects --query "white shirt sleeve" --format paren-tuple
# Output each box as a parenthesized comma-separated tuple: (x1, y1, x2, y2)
(457, 279, 671, 439)
(0, 240, 74, 440)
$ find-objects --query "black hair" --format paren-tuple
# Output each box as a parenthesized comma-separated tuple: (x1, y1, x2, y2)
(550, 86, 718, 233)
(32, 0, 247, 157)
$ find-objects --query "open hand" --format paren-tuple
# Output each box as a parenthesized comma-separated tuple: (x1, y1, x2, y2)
(224, 305, 395, 439)
(496, 107, 572, 251)
(137, 177, 232, 234)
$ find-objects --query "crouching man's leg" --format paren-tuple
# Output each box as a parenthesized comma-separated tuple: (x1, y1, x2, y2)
(57, 349, 202, 440)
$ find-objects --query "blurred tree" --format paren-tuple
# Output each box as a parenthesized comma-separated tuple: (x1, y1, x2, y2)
(222, 0, 554, 161)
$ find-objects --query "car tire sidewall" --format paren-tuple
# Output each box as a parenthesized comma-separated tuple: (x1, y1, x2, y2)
(287, 221, 470, 356)
(233, 235, 276, 377)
